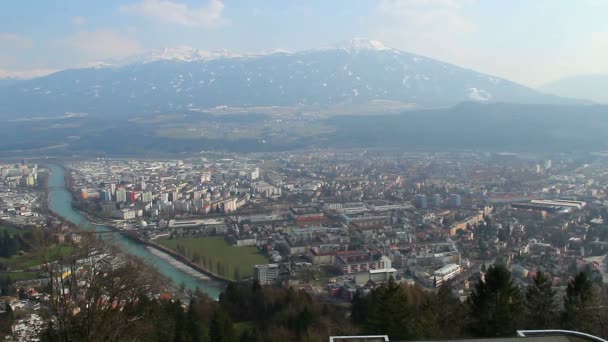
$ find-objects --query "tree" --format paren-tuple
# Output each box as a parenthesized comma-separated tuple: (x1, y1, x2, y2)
(524, 272, 557, 329)
(209, 309, 235, 342)
(427, 284, 467, 339)
(42, 235, 165, 341)
(363, 278, 413, 340)
(176, 243, 185, 256)
(192, 252, 201, 264)
(468, 264, 523, 337)
(563, 272, 596, 333)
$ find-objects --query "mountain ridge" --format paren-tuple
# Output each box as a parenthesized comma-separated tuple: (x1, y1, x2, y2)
(0, 39, 583, 119)
(540, 74, 608, 104)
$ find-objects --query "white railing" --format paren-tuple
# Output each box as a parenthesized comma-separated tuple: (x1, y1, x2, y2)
(517, 330, 608, 342)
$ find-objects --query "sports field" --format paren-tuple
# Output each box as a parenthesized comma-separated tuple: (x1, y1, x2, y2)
(157, 236, 267, 281)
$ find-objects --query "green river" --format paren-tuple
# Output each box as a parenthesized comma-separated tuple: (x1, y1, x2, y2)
(47, 164, 222, 299)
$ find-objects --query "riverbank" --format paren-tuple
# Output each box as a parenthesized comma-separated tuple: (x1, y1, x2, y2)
(147, 239, 232, 283)
(46, 164, 229, 293)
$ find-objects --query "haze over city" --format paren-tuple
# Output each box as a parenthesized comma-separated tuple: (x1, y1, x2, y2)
(2, 1, 608, 342)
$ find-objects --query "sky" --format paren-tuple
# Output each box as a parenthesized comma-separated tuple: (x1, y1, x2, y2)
(1, 0, 607, 87)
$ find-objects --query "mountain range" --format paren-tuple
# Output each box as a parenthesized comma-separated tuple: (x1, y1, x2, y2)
(540, 74, 608, 104)
(0, 39, 579, 119)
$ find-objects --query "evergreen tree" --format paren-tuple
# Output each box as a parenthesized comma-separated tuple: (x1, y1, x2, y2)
(210, 309, 235, 342)
(0, 231, 19, 258)
(364, 278, 413, 340)
(469, 264, 523, 337)
(432, 284, 467, 338)
(186, 299, 207, 342)
(351, 290, 369, 325)
(525, 272, 557, 329)
(563, 272, 595, 333)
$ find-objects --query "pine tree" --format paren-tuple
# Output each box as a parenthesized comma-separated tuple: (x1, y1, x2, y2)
(563, 272, 595, 333)
(469, 264, 523, 337)
(433, 284, 466, 338)
(209, 309, 235, 342)
(364, 278, 412, 340)
(525, 272, 557, 329)
(351, 290, 369, 325)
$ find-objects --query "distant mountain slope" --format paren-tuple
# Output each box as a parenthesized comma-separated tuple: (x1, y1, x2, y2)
(540, 74, 608, 104)
(0, 78, 22, 88)
(0, 39, 576, 119)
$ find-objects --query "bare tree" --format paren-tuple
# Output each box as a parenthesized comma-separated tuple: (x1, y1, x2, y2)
(43, 233, 165, 341)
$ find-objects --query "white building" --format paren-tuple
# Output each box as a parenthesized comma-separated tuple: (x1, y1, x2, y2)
(355, 268, 398, 285)
(432, 264, 461, 287)
(111, 209, 136, 220)
(254, 263, 279, 285)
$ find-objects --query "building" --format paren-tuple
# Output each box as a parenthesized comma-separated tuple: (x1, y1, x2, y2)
(111, 209, 137, 220)
(127, 191, 138, 203)
(447, 212, 484, 236)
(415, 194, 427, 209)
(254, 264, 279, 285)
(336, 251, 391, 274)
(116, 189, 127, 203)
(432, 264, 461, 287)
(449, 194, 462, 208)
(141, 191, 153, 203)
(529, 199, 586, 209)
(289, 205, 325, 222)
(101, 190, 111, 202)
(432, 194, 441, 208)
(249, 167, 260, 181)
(355, 268, 398, 285)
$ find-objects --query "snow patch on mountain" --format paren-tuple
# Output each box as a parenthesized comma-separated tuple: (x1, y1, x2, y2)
(468, 88, 492, 101)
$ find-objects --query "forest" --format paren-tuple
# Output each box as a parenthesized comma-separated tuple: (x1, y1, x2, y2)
(31, 260, 608, 342)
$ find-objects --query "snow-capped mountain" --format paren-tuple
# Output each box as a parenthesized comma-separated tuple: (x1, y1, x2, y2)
(329, 38, 394, 53)
(0, 39, 576, 118)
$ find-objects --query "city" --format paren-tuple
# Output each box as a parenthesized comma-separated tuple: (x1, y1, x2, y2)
(3, 1, 608, 341)
(3, 150, 608, 339)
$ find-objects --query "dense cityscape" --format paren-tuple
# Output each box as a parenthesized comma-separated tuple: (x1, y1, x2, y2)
(3, 1, 608, 341)
(2, 151, 608, 340)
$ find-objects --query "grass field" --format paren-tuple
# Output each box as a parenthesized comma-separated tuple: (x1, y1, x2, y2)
(157, 236, 267, 281)
(0, 245, 75, 271)
(0, 271, 41, 282)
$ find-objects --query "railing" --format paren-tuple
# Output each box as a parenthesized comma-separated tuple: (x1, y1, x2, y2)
(517, 330, 608, 342)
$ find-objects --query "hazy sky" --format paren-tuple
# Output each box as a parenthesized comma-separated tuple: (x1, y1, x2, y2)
(1, 0, 607, 86)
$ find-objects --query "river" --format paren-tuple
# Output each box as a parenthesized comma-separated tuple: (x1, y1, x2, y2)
(46, 164, 223, 299)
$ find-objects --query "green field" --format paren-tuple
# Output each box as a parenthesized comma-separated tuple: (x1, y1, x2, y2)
(0, 245, 75, 271)
(0, 271, 41, 282)
(157, 236, 267, 281)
